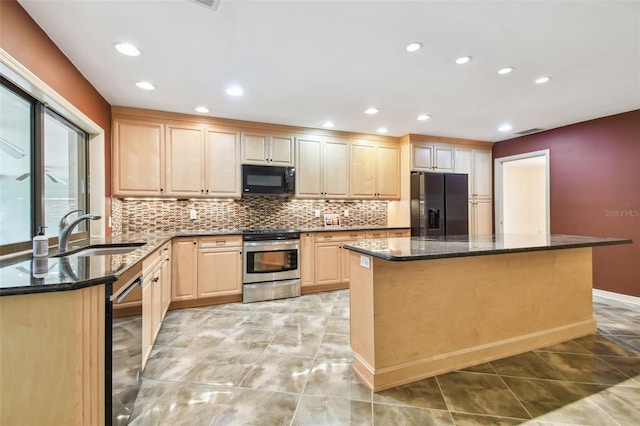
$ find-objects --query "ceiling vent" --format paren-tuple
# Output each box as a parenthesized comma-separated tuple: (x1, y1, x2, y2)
(190, 0, 221, 10)
(515, 128, 544, 136)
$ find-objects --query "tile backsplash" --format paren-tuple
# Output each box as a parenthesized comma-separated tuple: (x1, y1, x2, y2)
(112, 197, 389, 233)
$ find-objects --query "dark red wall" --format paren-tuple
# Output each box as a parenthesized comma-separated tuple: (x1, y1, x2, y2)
(1, 0, 113, 233)
(493, 110, 640, 297)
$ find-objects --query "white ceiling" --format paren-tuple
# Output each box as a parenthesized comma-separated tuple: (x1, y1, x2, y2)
(17, 0, 640, 142)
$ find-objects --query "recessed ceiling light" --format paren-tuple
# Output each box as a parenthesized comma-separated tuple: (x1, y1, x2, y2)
(365, 107, 379, 115)
(114, 43, 141, 57)
(498, 123, 513, 132)
(195, 106, 209, 113)
(417, 114, 431, 121)
(498, 67, 514, 75)
(406, 42, 422, 52)
(455, 56, 472, 65)
(535, 76, 551, 84)
(135, 81, 155, 90)
(322, 121, 334, 128)
(377, 127, 388, 134)
(226, 86, 244, 96)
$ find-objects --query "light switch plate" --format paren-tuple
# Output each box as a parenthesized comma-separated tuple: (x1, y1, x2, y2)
(360, 255, 370, 269)
(315, 210, 321, 218)
(344, 209, 349, 217)
(189, 210, 197, 219)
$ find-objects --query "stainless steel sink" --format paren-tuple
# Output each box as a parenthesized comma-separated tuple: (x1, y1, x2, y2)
(54, 243, 146, 257)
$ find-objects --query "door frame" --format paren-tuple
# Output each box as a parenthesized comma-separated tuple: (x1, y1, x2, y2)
(494, 149, 550, 235)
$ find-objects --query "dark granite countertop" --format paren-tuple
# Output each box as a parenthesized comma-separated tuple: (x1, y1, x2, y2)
(343, 234, 633, 261)
(0, 226, 407, 296)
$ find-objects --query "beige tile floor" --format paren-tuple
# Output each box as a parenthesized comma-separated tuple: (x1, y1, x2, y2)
(121, 291, 639, 425)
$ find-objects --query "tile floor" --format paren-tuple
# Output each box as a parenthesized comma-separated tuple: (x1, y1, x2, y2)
(118, 291, 639, 425)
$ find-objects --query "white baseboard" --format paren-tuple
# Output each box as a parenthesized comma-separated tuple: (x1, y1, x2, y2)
(593, 289, 640, 306)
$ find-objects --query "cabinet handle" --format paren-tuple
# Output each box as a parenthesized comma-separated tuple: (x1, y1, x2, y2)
(201, 189, 204, 193)
(152, 277, 159, 283)
(163, 247, 169, 251)
(193, 241, 197, 245)
(216, 241, 226, 245)
(206, 189, 209, 193)
(160, 188, 164, 192)
(325, 236, 332, 239)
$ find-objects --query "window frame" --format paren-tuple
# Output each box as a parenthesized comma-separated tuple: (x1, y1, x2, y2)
(0, 76, 90, 255)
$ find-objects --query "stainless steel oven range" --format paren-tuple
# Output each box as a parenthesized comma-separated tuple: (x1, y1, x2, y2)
(242, 230, 300, 303)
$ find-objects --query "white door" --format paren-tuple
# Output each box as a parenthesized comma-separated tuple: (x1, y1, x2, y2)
(494, 150, 550, 235)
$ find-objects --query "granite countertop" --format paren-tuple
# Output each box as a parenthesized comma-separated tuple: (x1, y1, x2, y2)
(0, 226, 406, 296)
(343, 234, 633, 261)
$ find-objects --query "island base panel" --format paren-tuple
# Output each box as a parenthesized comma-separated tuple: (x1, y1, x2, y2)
(349, 248, 596, 392)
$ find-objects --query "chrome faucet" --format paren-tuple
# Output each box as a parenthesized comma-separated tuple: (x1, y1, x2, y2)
(58, 209, 102, 254)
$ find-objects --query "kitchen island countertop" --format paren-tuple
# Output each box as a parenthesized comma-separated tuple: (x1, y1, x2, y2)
(343, 234, 632, 261)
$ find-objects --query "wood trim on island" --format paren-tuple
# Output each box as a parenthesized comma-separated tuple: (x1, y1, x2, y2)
(349, 247, 596, 391)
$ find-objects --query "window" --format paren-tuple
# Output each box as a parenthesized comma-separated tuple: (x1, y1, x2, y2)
(0, 77, 89, 255)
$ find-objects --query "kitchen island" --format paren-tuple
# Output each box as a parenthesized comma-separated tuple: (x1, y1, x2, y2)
(343, 234, 632, 392)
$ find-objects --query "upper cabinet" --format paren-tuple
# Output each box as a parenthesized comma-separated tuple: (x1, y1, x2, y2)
(411, 143, 454, 173)
(350, 141, 400, 199)
(241, 131, 295, 166)
(165, 123, 241, 198)
(113, 113, 240, 198)
(112, 118, 165, 196)
(296, 136, 349, 199)
(454, 147, 492, 199)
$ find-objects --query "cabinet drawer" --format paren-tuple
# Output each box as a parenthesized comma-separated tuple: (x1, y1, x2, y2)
(365, 230, 388, 239)
(387, 229, 410, 238)
(315, 231, 366, 243)
(199, 235, 242, 248)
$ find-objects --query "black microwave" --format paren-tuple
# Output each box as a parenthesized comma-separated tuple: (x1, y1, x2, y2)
(242, 165, 295, 196)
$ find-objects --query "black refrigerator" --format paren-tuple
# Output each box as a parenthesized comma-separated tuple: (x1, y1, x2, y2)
(411, 172, 469, 237)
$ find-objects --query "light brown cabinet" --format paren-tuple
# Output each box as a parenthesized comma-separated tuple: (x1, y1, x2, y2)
(455, 147, 493, 237)
(411, 143, 454, 173)
(241, 131, 295, 166)
(165, 124, 241, 197)
(296, 136, 349, 199)
(171, 235, 243, 303)
(469, 200, 493, 236)
(112, 117, 165, 196)
(142, 242, 171, 369)
(300, 232, 315, 287)
(197, 236, 243, 298)
(350, 141, 400, 199)
(313, 231, 366, 286)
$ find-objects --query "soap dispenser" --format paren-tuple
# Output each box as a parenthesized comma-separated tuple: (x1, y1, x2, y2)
(32, 226, 48, 257)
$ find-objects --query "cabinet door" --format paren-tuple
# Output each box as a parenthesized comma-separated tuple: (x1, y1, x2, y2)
(350, 142, 376, 199)
(161, 245, 172, 317)
(141, 276, 153, 369)
(112, 118, 164, 196)
(473, 150, 493, 199)
(171, 239, 197, 301)
(412, 144, 433, 171)
(433, 146, 454, 172)
(314, 242, 342, 285)
(241, 132, 269, 164)
(205, 128, 241, 196)
(454, 148, 473, 196)
(296, 137, 323, 198)
(376, 144, 400, 199)
(474, 200, 493, 236)
(197, 248, 242, 297)
(151, 265, 163, 339)
(270, 135, 295, 166)
(323, 139, 349, 198)
(300, 233, 315, 287)
(165, 124, 204, 196)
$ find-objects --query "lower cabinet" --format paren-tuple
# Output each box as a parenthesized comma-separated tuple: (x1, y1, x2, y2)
(300, 232, 315, 287)
(171, 235, 243, 305)
(142, 241, 171, 369)
(470, 200, 493, 237)
(313, 231, 366, 288)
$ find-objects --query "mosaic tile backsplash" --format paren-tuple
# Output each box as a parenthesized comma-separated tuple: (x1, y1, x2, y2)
(111, 197, 389, 233)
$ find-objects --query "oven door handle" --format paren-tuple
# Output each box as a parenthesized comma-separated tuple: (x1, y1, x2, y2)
(114, 277, 142, 304)
(243, 241, 299, 251)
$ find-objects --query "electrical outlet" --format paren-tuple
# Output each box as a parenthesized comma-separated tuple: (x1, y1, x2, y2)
(189, 210, 197, 220)
(315, 210, 321, 218)
(344, 209, 349, 217)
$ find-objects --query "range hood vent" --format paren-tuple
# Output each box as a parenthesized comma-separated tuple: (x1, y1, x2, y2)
(515, 128, 544, 135)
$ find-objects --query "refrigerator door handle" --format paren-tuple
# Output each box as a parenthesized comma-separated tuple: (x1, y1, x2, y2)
(428, 209, 440, 229)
